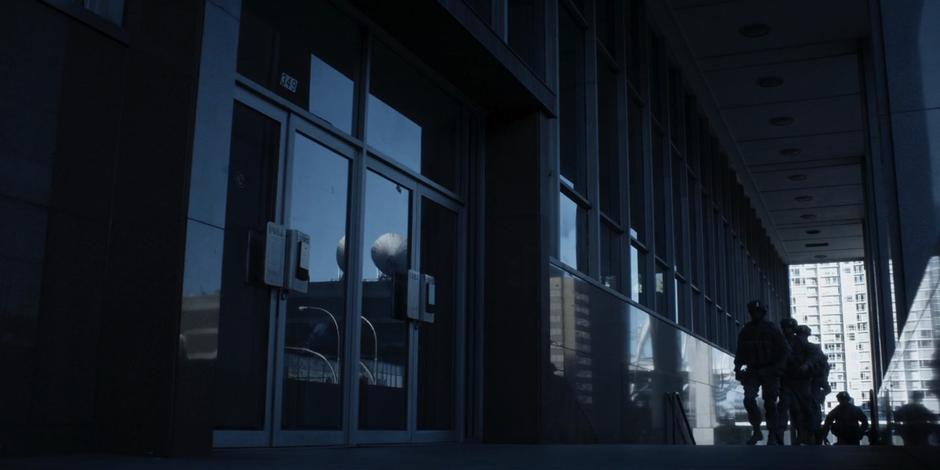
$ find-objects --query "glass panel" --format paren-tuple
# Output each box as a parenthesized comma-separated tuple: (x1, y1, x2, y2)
(600, 222, 622, 292)
(465, 0, 492, 23)
(237, 0, 360, 134)
(559, 10, 587, 192)
(672, 153, 685, 273)
(597, 60, 619, 219)
(702, 197, 713, 297)
(83, 0, 124, 25)
(713, 216, 728, 307)
(625, 0, 642, 86)
(716, 309, 726, 348)
(727, 317, 738, 352)
(507, 0, 546, 78)
(677, 279, 690, 327)
(359, 171, 411, 430)
(652, 127, 666, 259)
(595, 0, 616, 54)
(704, 299, 714, 341)
(215, 103, 279, 430)
(281, 133, 350, 430)
(417, 199, 458, 430)
(689, 174, 700, 287)
(669, 71, 684, 149)
(649, 37, 664, 120)
(630, 244, 648, 307)
(628, 98, 645, 241)
(367, 41, 462, 190)
(559, 192, 589, 272)
(655, 262, 666, 315)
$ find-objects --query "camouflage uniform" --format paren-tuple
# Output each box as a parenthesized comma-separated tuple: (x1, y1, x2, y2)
(822, 392, 869, 445)
(778, 331, 814, 444)
(735, 304, 790, 445)
(800, 326, 830, 444)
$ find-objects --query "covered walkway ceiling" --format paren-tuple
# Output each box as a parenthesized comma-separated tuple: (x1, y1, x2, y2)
(670, 0, 871, 264)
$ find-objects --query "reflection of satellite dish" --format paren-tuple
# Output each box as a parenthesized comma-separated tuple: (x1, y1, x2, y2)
(371, 232, 407, 276)
(336, 236, 346, 271)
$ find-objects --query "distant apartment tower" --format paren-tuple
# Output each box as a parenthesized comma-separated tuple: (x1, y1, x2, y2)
(789, 262, 873, 412)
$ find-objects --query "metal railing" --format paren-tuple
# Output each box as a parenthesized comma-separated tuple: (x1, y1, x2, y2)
(665, 392, 696, 445)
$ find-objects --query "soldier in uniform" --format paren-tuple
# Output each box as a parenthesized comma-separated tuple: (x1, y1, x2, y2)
(822, 391, 869, 445)
(735, 300, 790, 445)
(798, 325, 830, 444)
(777, 318, 801, 443)
(894, 391, 936, 446)
(778, 319, 815, 444)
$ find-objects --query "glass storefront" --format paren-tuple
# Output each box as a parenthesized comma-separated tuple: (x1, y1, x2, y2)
(210, 0, 470, 447)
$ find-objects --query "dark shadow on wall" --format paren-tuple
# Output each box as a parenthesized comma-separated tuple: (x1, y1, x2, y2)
(880, 0, 939, 323)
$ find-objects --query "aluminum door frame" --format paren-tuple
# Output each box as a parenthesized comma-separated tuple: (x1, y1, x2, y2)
(269, 114, 361, 446)
(212, 86, 289, 449)
(412, 184, 467, 444)
(349, 155, 467, 445)
(214, 81, 469, 447)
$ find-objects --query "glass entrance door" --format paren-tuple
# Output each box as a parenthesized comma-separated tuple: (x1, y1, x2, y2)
(213, 89, 465, 447)
(270, 117, 355, 445)
(352, 161, 464, 444)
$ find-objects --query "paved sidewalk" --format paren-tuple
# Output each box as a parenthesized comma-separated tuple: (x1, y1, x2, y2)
(5, 444, 939, 469)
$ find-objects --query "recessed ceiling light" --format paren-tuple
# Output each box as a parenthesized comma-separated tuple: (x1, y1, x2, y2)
(757, 76, 784, 88)
(739, 23, 771, 38)
(795, 195, 814, 202)
(787, 174, 808, 181)
(806, 229, 821, 235)
(806, 242, 829, 248)
(780, 148, 802, 157)
(815, 254, 828, 259)
(770, 116, 795, 126)
(800, 214, 817, 220)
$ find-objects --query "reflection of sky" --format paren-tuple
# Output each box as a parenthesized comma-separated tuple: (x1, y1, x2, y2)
(289, 134, 349, 282)
(309, 55, 354, 134)
(361, 171, 410, 280)
(366, 95, 421, 172)
(559, 193, 578, 268)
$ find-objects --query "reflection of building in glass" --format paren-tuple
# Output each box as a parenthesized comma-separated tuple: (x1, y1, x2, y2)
(789, 261, 874, 412)
(549, 275, 594, 409)
(878, 256, 940, 445)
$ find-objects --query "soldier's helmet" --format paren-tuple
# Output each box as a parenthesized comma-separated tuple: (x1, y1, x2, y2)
(837, 391, 852, 403)
(780, 318, 798, 332)
(747, 300, 766, 315)
(796, 325, 812, 337)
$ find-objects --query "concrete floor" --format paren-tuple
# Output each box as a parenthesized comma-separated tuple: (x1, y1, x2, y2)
(5, 444, 939, 469)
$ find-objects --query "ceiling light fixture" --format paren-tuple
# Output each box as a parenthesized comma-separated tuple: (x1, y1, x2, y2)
(815, 254, 828, 259)
(757, 76, 784, 88)
(739, 23, 771, 38)
(787, 174, 808, 182)
(770, 116, 795, 126)
(806, 229, 821, 235)
(805, 242, 829, 248)
(780, 148, 802, 157)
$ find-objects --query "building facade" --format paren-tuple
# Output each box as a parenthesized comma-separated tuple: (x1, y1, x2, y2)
(1, 0, 938, 456)
(789, 261, 874, 413)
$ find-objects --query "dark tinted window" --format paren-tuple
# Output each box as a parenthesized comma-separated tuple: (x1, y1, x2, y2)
(597, 60, 620, 218)
(238, 0, 361, 134)
(559, 10, 587, 193)
(628, 99, 645, 241)
(367, 41, 463, 190)
(507, 0, 546, 78)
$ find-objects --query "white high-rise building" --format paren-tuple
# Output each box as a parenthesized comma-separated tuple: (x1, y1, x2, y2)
(789, 261, 873, 413)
